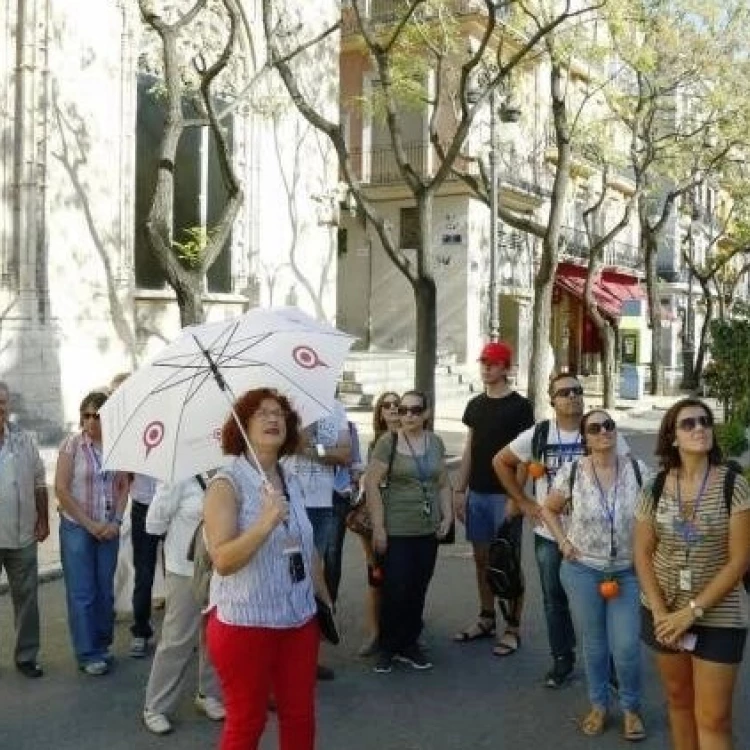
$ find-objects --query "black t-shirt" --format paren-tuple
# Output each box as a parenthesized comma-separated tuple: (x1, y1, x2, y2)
(463, 391, 535, 493)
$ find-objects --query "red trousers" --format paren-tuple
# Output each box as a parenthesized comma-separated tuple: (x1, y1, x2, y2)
(207, 613, 319, 750)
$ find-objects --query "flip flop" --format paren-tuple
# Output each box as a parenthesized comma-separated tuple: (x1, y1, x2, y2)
(623, 712, 646, 742)
(453, 616, 496, 642)
(492, 631, 520, 657)
(580, 706, 607, 736)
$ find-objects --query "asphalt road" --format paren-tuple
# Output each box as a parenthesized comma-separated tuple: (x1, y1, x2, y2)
(1, 419, 749, 749)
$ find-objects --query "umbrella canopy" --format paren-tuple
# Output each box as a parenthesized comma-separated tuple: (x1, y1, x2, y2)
(99, 307, 355, 483)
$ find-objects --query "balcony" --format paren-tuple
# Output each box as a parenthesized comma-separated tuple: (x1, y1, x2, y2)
(657, 265, 689, 283)
(348, 140, 551, 198)
(342, 0, 512, 37)
(558, 226, 641, 273)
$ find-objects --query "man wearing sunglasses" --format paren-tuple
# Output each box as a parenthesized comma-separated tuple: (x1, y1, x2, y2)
(453, 342, 534, 656)
(494, 373, 630, 688)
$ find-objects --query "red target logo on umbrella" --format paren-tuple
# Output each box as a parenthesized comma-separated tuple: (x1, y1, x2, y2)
(143, 421, 165, 458)
(292, 345, 328, 370)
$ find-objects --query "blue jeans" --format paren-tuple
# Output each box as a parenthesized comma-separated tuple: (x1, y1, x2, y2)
(534, 535, 576, 660)
(59, 516, 119, 666)
(560, 561, 642, 711)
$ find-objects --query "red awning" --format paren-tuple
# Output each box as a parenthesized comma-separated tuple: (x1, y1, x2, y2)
(555, 264, 645, 320)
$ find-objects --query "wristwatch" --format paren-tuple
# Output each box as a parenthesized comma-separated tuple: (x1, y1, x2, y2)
(689, 600, 705, 619)
(315, 443, 326, 459)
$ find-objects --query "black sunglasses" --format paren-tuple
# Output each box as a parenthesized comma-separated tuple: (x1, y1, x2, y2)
(585, 418, 616, 435)
(82, 412, 101, 421)
(398, 405, 425, 417)
(677, 415, 712, 432)
(381, 400, 400, 410)
(554, 385, 584, 399)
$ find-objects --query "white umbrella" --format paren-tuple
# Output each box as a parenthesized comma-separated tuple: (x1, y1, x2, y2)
(99, 307, 355, 483)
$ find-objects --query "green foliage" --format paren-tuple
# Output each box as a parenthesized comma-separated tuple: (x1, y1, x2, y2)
(172, 226, 210, 270)
(715, 420, 749, 458)
(704, 319, 750, 424)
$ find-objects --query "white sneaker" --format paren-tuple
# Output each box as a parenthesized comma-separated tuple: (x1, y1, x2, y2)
(143, 710, 172, 735)
(195, 694, 226, 721)
(129, 637, 148, 658)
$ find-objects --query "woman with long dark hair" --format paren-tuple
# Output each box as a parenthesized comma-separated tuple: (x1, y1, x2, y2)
(365, 390, 452, 673)
(634, 398, 750, 750)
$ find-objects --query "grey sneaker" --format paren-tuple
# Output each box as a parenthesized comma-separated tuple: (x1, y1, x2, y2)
(395, 645, 433, 670)
(80, 660, 109, 676)
(129, 637, 148, 658)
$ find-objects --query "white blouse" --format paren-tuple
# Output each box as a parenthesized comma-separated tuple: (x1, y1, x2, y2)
(552, 457, 651, 571)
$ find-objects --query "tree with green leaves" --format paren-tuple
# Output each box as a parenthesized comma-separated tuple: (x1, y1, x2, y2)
(262, 0, 605, 403)
(137, 0, 248, 326)
(607, 0, 750, 393)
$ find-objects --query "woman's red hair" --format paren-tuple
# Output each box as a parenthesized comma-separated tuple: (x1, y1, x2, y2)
(221, 388, 301, 457)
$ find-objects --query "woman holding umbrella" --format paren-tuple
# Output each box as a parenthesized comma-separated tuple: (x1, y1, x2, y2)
(55, 389, 129, 675)
(203, 387, 332, 750)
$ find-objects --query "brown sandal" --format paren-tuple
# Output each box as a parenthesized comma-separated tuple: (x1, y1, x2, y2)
(580, 706, 607, 736)
(453, 612, 496, 642)
(623, 711, 646, 742)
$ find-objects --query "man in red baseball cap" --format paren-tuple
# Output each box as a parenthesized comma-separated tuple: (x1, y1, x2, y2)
(452, 341, 533, 657)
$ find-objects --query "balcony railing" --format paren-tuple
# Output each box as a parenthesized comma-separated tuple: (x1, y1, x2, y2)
(342, 0, 511, 36)
(349, 141, 551, 197)
(657, 265, 689, 283)
(558, 226, 641, 272)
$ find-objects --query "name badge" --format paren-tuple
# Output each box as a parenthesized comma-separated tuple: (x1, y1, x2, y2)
(679, 568, 692, 592)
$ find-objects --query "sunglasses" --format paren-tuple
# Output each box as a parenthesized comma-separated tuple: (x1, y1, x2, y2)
(677, 415, 712, 432)
(82, 412, 101, 421)
(553, 386, 584, 399)
(398, 405, 425, 417)
(381, 400, 400, 410)
(585, 418, 616, 435)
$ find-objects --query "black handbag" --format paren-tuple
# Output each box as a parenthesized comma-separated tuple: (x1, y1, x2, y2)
(315, 597, 340, 645)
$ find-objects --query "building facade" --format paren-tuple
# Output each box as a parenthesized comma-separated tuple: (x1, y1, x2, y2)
(1, 0, 340, 435)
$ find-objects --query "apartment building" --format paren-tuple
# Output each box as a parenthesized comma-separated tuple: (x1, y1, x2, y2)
(336, 1, 647, 385)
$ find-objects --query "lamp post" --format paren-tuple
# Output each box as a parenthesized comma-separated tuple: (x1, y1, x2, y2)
(468, 72, 520, 342)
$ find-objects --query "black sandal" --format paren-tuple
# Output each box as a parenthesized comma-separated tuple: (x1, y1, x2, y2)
(492, 630, 521, 657)
(453, 611, 496, 642)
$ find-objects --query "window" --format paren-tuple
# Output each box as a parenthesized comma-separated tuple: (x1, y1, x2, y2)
(399, 207, 421, 250)
(134, 73, 233, 292)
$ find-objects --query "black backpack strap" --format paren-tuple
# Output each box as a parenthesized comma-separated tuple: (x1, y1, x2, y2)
(723, 467, 738, 515)
(531, 420, 550, 462)
(568, 460, 578, 498)
(385, 432, 398, 484)
(195, 474, 207, 491)
(630, 458, 643, 488)
(651, 470, 668, 510)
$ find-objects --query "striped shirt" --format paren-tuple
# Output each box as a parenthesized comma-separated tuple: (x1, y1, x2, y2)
(635, 466, 750, 628)
(58, 432, 122, 524)
(208, 456, 316, 629)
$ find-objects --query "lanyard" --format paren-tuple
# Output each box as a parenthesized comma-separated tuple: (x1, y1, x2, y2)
(591, 458, 618, 559)
(548, 424, 581, 489)
(87, 441, 111, 514)
(403, 432, 432, 517)
(674, 464, 710, 549)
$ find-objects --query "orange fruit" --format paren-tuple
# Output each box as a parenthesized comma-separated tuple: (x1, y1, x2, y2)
(527, 461, 546, 480)
(599, 579, 620, 599)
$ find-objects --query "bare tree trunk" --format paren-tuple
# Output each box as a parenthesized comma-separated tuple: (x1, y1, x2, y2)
(694, 276, 713, 387)
(642, 227, 663, 395)
(414, 194, 437, 401)
(601, 326, 616, 407)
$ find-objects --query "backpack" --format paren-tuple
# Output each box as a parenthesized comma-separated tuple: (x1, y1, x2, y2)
(487, 516, 524, 603)
(186, 475, 211, 607)
(531, 419, 551, 462)
(567, 456, 643, 496)
(651, 463, 750, 593)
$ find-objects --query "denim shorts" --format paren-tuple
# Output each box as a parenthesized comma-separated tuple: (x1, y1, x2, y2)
(465, 492, 506, 544)
(641, 606, 747, 665)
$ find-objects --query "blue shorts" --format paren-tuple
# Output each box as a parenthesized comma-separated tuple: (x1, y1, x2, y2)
(465, 492, 506, 544)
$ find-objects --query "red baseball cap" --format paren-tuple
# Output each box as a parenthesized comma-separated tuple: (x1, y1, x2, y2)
(479, 342, 512, 368)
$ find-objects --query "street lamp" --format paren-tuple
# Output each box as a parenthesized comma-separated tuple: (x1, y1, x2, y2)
(467, 70, 520, 342)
